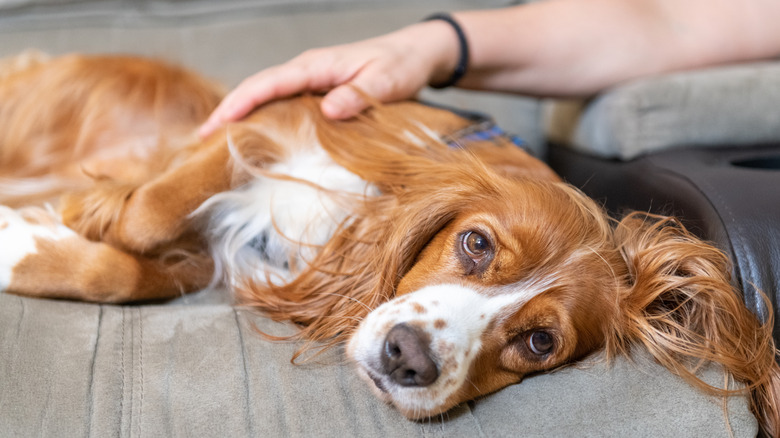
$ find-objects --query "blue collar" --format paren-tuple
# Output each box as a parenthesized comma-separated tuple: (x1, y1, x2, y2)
(441, 119, 527, 151)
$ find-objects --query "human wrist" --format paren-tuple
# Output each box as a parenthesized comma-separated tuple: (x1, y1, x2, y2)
(391, 19, 462, 89)
(423, 13, 469, 88)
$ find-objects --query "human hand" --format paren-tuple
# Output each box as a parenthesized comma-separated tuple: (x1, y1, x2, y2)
(198, 20, 459, 137)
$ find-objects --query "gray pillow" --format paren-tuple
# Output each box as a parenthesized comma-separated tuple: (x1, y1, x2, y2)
(546, 61, 780, 159)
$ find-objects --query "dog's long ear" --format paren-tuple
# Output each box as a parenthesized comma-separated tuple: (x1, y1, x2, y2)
(608, 212, 779, 437)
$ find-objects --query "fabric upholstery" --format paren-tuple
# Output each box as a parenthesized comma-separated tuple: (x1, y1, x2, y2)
(546, 62, 780, 159)
(0, 290, 758, 437)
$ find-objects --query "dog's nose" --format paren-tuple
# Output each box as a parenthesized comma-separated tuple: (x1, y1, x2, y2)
(381, 323, 439, 387)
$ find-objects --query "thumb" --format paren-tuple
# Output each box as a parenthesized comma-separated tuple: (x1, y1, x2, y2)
(320, 84, 370, 119)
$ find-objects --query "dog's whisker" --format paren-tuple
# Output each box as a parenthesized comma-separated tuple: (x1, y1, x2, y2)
(465, 377, 482, 395)
(317, 292, 373, 313)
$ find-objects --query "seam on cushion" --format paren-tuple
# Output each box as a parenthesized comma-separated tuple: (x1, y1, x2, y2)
(416, 404, 486, 438)
(120, 307, 126, 437)
(646, 159, 748, 302)
(86, 304, 103, 438)
(695, 176, 764, 320)
(593, 89, 623, 158)
(629, 87, 644, 159)
(127, 308, 137, 438)
(465, 401, 487, 438)
(601, 88, 640, 159)
(14, 295, 25, 343)
(137, 307, 144, 438)
(232, 308, 255, 437)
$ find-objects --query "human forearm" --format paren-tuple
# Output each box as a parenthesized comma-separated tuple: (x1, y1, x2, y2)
(449, 0, 780, 96)
(200, 0, 780, 134)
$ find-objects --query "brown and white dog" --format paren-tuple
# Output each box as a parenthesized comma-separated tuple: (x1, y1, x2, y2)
(0, 53, 778, 434)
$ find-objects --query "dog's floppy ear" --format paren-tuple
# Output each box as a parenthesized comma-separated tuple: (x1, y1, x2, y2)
(608, 212, 779, 437)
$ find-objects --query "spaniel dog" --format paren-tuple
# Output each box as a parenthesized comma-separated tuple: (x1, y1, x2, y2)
(0, 53, 777, 435)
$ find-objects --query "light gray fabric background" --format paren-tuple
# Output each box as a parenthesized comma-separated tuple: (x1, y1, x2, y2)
(0, 0, 763, 436)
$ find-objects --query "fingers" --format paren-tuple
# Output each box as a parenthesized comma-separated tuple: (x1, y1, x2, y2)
(198, 65, 313, 137)
(322, 61, 430, 119)
(198, 25, 443, 136)
(198, 46, 356, 137)
(320, 85, 369, 119)
(198, 61, 362, 133)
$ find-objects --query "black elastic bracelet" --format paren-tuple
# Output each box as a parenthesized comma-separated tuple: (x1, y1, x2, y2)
(424, 13, 469, 89)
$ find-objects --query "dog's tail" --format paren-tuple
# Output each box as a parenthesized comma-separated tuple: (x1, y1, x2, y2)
(608, 212, 779, 437)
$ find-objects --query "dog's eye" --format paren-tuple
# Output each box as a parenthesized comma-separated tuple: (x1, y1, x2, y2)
(457, 230, 494, 275)
(462, 231, 491, 258)
(527, 331, 554, 356)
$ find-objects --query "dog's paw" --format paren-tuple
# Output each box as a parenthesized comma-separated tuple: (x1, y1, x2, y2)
(0, 206, 75, 290)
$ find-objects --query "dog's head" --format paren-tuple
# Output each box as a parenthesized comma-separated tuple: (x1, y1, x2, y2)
(345, 174, 777, 426)
(345, 176, 623, 418)
(235, 98, 778, 432)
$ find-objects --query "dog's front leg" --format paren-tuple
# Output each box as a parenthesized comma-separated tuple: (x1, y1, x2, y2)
(62, 139, 236, 253)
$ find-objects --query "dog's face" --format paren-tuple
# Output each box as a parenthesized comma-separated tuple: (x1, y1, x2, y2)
(347, 178, 623, 418)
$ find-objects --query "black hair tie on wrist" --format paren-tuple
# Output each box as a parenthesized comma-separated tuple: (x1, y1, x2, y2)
(424, 13, 469, 89)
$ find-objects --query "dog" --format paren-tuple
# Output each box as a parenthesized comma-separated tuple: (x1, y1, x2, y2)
(0, 53, 778, 434)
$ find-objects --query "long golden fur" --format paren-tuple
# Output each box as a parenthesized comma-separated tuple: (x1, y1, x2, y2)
(0, 53, 777, 435)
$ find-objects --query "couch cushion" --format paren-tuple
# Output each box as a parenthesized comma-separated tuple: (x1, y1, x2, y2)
(546, 62, 780, 159)
(0, 291, 758, 437)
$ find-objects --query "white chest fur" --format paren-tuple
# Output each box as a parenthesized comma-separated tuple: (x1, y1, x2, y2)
(201, 146, 373, 285)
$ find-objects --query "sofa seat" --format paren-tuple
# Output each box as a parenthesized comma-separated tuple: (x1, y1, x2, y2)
(0, 290, 758, 437)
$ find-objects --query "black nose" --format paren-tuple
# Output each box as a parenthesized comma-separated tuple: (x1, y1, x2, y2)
(381, 323, 439, 387)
